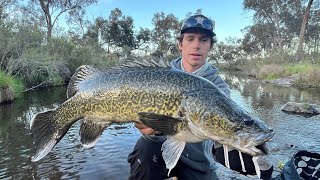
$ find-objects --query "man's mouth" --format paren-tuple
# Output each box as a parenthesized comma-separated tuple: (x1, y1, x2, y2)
(190, 53, 201, 57)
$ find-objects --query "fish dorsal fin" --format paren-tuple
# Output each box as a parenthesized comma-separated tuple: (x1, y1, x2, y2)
(162, 136, 186, 176)
(79, 119, 111, 148)
(111, 58, 171, 70)
(67, 65, 99, 98)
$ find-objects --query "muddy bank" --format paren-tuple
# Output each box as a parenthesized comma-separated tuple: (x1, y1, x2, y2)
(0, 87, 14, 104)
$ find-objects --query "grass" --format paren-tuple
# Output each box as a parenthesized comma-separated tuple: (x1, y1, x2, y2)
(254, 62, 320, 86)
(283, 63, 315, 75)
(257, 64, 285, 80)
(0, 70, 24, 98)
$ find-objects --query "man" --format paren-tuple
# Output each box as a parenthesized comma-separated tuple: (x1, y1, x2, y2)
(128, 14, 272, 180)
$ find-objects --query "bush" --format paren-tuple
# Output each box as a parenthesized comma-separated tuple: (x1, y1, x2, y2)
(257, 64, 285, 80)
(0, 70, 24, 98)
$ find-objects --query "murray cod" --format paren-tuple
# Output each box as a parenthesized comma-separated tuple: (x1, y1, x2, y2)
(30, 60, 274, 173)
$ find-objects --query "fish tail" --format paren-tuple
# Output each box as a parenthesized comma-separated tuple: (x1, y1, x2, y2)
(30, 109, 72, 162)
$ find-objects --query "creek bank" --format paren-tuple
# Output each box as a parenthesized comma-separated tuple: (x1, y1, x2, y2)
(262, 74, 318, 88)
(0, 87, 14, 104)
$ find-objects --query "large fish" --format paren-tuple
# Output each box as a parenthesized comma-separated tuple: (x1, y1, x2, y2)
(29, 60, 274, 173)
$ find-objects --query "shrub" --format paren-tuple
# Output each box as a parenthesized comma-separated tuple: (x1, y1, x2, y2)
(0, 70, 24, 98)
(257, 64, 285, 80)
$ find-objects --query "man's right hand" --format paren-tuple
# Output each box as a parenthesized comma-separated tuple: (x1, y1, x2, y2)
(134, 122, 157, 135)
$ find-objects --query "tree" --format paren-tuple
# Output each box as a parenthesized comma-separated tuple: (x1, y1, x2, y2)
(241, 23, 274, 56)
(135, 27, 151, 49)
(22, 0, 97, 41)
(243, 0, 286, 48)
(98, 8, 136, 54)
(243, 0, 319, 61)
(151, 12, 180, 57)
(0, 0, 14, 23)
(295, 0, 314, 61)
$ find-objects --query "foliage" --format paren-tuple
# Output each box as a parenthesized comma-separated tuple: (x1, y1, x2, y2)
(0, 70, 24, 97)
(0, 19, 116, 88)
(151, 12, 180, 57)
(242, 0, 318, 61)
(20, 0, 97, 40)
(0, 23, 44, 71)
(257, 64, 285, 80)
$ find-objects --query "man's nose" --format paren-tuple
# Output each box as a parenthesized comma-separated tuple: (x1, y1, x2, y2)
(192, 40, 201, 49)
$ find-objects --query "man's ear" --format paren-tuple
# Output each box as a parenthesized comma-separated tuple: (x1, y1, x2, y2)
(178, 41, 182, 51)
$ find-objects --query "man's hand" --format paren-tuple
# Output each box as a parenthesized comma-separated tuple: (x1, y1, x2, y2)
(134, 122, 157, 135)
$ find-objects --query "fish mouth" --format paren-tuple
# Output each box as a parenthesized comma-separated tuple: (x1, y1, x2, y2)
(244, 142, 270, 155)
(214, 130, 275, 156)
(242, 131, 275, 156)
(253, 130, 275, 144)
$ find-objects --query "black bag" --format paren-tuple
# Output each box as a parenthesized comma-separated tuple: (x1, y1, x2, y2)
(277, 150, 320, 180)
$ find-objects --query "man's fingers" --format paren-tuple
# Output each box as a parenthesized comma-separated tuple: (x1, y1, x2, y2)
(134, 122, 157, 135)
(134, 122, 148, 129)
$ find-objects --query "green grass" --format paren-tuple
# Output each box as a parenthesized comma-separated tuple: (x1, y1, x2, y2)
(283, 63, 316, 75)
(0, 70, 24, 98)
(258, 63, 319, 78)
(245, 60, 320, 87)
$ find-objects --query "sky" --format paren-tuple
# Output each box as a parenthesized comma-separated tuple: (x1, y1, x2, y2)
(85, 0, 254, 42)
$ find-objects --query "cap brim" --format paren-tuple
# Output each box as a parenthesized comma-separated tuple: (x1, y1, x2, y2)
(181, 27, 215, 37)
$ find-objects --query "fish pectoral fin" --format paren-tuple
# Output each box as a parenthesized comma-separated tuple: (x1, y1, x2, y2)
(79, 119, 111, 148)
(138, 112, 184, 135)
(162, 136, 186, 176)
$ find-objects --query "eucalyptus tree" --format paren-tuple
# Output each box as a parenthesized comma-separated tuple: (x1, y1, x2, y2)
(0, 0, 15, 23)
(135, 27, 151, 50)
(151, 12, 180, 57)
(243, 0, 317, 61)
(296, 0, 314, 61)
(21, 0, 97, 41)
(243, 0, 287, 49)
(89, 8, 151, 56)
(305, 7, 320, 57)
(95, 8, 135, 54)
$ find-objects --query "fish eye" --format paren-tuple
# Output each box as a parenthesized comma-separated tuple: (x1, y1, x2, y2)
(244, 119, 254, 125)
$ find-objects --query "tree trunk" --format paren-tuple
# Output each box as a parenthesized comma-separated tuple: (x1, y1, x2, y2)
(294, 0, 303, 19)
(295, 0, 314, 61)
(39, 0, 52, 41)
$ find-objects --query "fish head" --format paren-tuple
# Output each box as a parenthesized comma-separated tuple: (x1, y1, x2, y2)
(181, 89, 275, 156)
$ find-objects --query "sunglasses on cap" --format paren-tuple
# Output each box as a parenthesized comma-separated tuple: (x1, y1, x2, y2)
(181, 16, 215, 34)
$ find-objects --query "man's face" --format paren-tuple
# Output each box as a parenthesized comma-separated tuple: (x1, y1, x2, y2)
(178, 32, 211, 70)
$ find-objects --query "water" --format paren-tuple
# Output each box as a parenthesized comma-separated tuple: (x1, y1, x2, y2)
(223, 73, 320, 175)
(0, 73, 319, 179)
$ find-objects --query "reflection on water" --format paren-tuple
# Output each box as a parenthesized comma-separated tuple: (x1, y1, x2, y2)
(0, 74, 319, 179)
